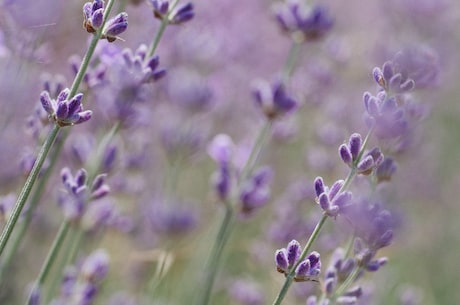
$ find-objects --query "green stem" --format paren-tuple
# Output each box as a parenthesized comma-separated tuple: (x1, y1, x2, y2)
(282, 42, 302, 82)
(25, 221, 70, 305)
(331, 266, 361, 301)
(0, 131, 64, 282)
(197, 205, 234, 305)
(272, 214, 328, 305)
(239, 121, 272, 184)
(148, 19, 168, 58)
(0, 125, 60, 257)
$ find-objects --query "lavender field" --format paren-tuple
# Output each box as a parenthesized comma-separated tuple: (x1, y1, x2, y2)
(0, 0, 459, 304)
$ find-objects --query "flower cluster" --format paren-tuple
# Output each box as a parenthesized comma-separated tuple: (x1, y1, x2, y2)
(274, 0, 333, 42)
(150, 0, 194, 25)
(208, 134, 273, 216)
(339, 133, 384, 175)
(83, 0, 128, 42)
(40, 89, 92, 127)
(59, 167, 110, 223)
(51, 249, 110, 305)
(275, 240, 321, 282)
(314, 177, 352, 218)
(252, 80, 298, 120)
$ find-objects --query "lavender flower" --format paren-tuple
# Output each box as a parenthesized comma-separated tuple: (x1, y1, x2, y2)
(208, 134, 234, 201)
(103, 12, 128, 42)
(239, 166, 273, 216)
(150, 0, 194, 25)
(59, 167, 110, 222)
(121, 44, 166, 83)
(253, 80, 298, 120)
(81, 249, 110, 282)
(274, 1, 333, 42)
(275, 240, 321, 282)
(363, 91, 408, 139)
(83, 0, 105, 33)
(373, 60, 415, 94)
(314, 177, 352, 218)
(375, 157, 397, 183)
(339, 133, 384, 175)
(40, 89, 92, 127)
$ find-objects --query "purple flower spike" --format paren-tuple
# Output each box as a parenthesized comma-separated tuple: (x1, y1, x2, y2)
(40, 89, 91, 127)
(253, 80, 298, 120)
(103, 12, 128, 42)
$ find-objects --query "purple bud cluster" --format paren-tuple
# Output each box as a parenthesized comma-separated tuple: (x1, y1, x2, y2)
(40, 89, 92, 127)
(274, 1, 333, 42)
(208, 134, 273, 216)
(83, 0, 128, 42)
(275, 240, 321, 282)
(59, 167, 110, 224)
(121, 44, 167, 84)
(51, 249, 109, 305)
(150, 0, 194, 25)
(339, 133, 384, 175)
(252, 80, 298, 120)
(314, 177, 352, 218)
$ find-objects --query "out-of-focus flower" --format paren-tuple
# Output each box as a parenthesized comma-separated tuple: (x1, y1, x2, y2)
(59, 167, 110, 222)
(208, 134, 234, 201)
(40, 89, 92, 127)
(150, 0, 194, 25)
(373, 60, 415, 94)
(228, 279, 265, 305)
(0, 193, 16, 223)
(274, 1, 333, 43)
(393, 45, 440, 89)
(147, 200, 199, 235)
(363, 91, 408, 140)
(253, 80, 297, 120)
(239, 166, 273, 216)
(121, 44, 166, 84)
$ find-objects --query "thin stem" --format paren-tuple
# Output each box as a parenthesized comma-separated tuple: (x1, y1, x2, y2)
(197, 204, 234, 305)
(282, 42, 302, 82)
(0, 132, 64, 282)
(148, 19, 168, 58)
(331, 266, 361, 301)
(0, 125, 60, 257)
(272, 214, 328, 305)
(25, 221, 70, 305)
(239, 120, 272, 184)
